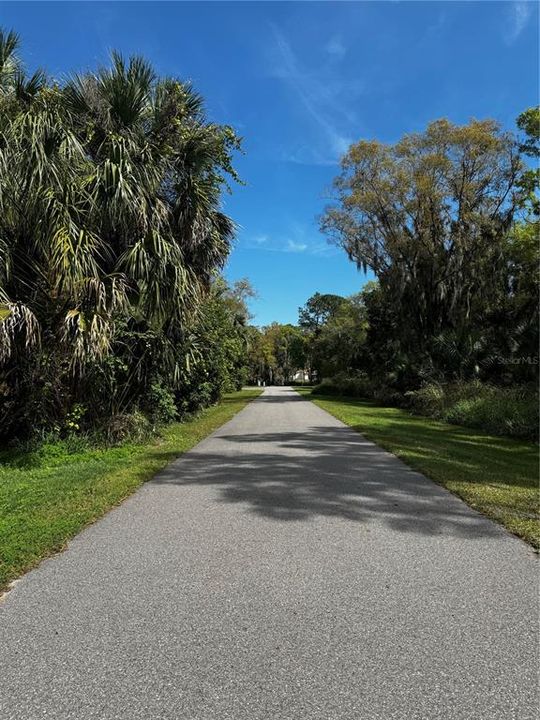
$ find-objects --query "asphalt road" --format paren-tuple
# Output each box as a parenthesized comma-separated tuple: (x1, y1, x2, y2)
(1, 387, 538, 719)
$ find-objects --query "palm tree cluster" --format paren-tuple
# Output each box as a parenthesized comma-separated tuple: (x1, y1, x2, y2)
(0, 30, 247, 440)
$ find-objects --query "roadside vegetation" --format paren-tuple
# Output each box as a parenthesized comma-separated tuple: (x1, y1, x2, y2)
(1, 28, 536, 447)
(247, 109, 539, 443)
(297, 388, 539, 548)
(0, 30, 253, 446)
(0, 388, 260, 593)
(0, 31, 268, 591)
(313, 375, 538, 440)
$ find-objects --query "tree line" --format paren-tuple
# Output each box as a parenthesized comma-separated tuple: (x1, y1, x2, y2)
(1, 28, 537, 443)
(246, 110, 538, 439)
(0, 31, 251, 441)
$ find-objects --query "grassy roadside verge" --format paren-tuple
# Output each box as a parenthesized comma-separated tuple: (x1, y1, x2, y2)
(0, 388, 261, 593)
(296, 388, 539, 548)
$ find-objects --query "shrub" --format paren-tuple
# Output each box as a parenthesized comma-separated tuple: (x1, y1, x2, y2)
(445, 391, 538, 439)
(175, 380, 215, 419)
(407, 381, 538, 440)
(313, 372, 372, 398)
(404, 382, 446, 416)
(371, 386, 405, 407)
(313, 375, 537, 440)
(104, 412, 153, 445)
(143, 382, 178, 425)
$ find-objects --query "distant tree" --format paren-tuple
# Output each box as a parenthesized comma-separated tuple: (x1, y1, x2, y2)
(246, 323, 306, 385)
(516, 106, 539, 217)
(265, 323, 304, 384)
(298, 293, 345, 335)
(312, 294, 368, 378)
(227, 278, 257, 323)
(288, 330, 308, 376)
(298, 292, 346, 380)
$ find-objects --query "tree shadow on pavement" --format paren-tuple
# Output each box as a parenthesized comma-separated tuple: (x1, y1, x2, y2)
(152, 425, 503, 540)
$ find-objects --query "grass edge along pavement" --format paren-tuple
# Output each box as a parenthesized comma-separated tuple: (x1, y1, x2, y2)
(0, 388, 262, 594)
(295, 387, 539, 549)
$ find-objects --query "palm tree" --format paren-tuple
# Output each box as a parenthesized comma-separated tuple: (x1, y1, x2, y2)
(0, 32, 240, 435)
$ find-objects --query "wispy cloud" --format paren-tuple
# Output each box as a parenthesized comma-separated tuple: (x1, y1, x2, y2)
(325, 35, 346, 59)
(243, 226, 338, 257)
(286, 240, 307, 253)
(504, 1, 532, 45)
(422, 11, 447, 44)
(267, 24, 363, 165)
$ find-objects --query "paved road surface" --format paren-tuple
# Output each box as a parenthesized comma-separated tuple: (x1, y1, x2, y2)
(1, 387, 538, 719)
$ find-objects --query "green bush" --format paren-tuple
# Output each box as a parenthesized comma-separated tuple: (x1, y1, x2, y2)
(103, 411, 153, 445)
(143, 382, 178, 425)
(175, 380, 215, 419)
(407, 381, 538, 440)
(313, 376, 538, 440)
(445, 392, 538, 439)
(313, 372, 372, 398)
(371, 386, 404, 407)
(404, 382, 446, 416)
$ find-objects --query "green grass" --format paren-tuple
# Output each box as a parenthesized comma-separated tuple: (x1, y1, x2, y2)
(296, 388, 539, 548)
(0, 388, 261, 593)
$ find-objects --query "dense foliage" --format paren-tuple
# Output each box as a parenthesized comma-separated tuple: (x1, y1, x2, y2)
(246, 322, 307, 385)
(308, 111, 539, 439)
(0, 31, 249, 441)
(321, 113, 539, 390)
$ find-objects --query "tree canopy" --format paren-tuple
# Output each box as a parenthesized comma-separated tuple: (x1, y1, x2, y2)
(0, 30, 247, 439)
(298, 293, 345, 335)
(320, 113, 538, 387)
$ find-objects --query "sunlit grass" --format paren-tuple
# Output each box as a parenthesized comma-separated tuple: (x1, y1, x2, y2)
(0, 389, 261, 592)
(297, 388, 539, 548)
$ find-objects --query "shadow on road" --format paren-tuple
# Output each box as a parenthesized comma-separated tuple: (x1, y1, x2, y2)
(152, 424, 502, 540)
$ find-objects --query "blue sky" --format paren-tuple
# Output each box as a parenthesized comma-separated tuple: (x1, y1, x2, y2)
(0, 2, 538, 325)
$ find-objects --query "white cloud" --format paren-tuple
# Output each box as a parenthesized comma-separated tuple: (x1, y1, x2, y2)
(253, 234, 268, 244)
(504, 1, 532, 45)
